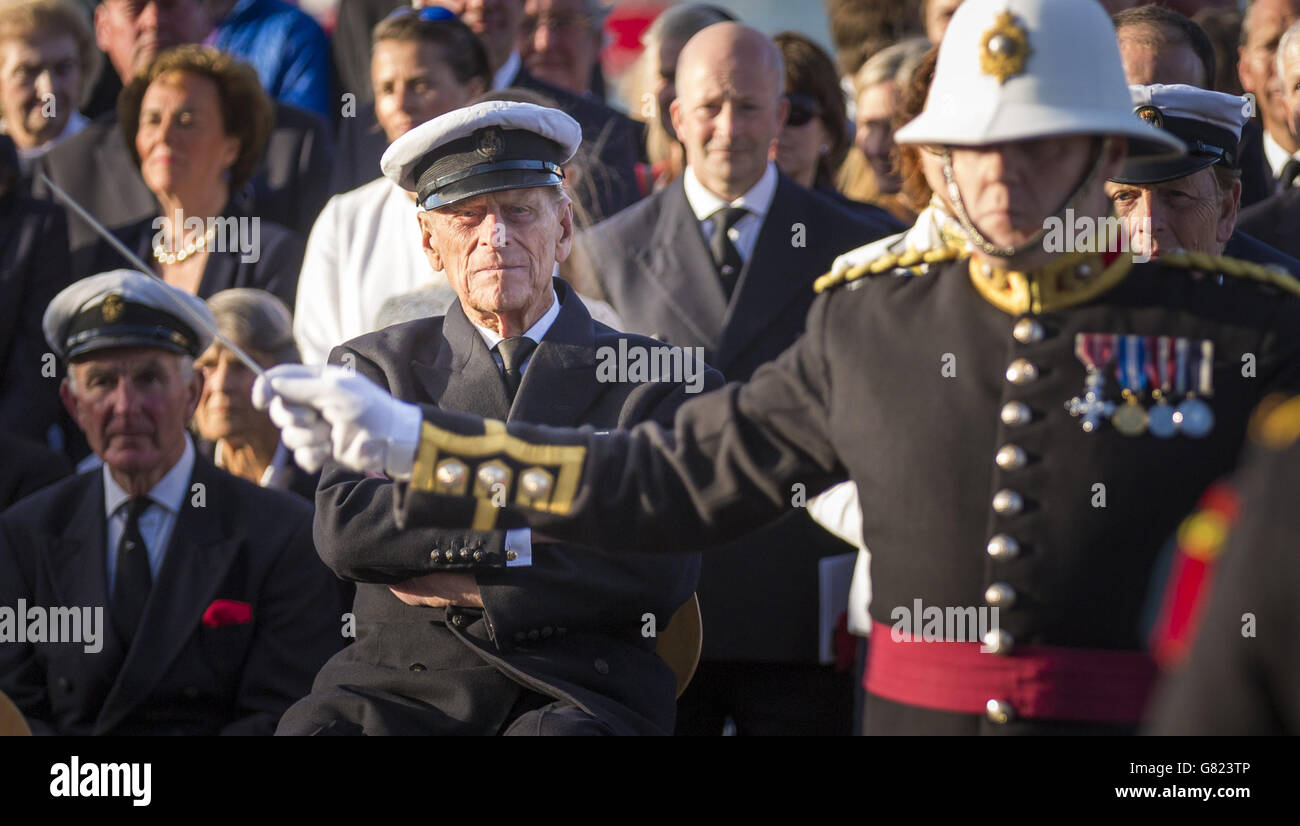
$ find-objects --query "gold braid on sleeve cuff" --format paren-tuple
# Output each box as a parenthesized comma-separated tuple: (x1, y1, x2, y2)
(409, 419, 587, 531)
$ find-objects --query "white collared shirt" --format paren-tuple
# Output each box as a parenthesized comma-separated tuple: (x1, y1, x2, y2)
(463, 288, 561, 567)
(493, 50, 523, 91)
(103, 436, 196, 593)
(1262, 129, 1299, 187)
(682, 161, 779, 265)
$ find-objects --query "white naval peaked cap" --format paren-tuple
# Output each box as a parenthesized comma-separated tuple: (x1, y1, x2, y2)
(381, 101, 582, 210)
(895, 0, 1185, 160)
(1113, 84, 1252, 184)
(43, 269, 216, 361)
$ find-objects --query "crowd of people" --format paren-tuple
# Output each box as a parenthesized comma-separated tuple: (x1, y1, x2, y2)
(0, 0, 1296, 737)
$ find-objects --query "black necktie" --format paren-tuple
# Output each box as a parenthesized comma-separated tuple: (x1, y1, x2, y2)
(113, 497, 153, 648)
(496, 336, 537, 402)
(709, 206, 748, 296)
(1281, 158, 1300, 190)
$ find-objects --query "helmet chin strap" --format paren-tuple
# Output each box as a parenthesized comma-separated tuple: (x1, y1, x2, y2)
(942, 138, 1112, 260)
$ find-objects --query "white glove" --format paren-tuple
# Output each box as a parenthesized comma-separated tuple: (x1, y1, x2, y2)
(252, 364, 424, 478)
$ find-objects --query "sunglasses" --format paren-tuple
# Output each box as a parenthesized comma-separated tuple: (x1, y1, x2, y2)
(785, 93, 821, 127)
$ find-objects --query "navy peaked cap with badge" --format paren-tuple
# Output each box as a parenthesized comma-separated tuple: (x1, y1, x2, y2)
(381, 101, 582, 210)
(43, 269, 216, 361)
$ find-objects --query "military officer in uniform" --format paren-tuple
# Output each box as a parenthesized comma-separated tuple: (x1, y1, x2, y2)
(256, 0, 1300, 735)
(274, 101, 720, 736)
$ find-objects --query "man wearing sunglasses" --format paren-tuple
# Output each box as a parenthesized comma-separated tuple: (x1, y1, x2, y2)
(575, 22, 899, 736)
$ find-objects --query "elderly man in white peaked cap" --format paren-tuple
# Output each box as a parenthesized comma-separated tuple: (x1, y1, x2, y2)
(270, 100, 720, 736)
(256, 0, 1300, 735)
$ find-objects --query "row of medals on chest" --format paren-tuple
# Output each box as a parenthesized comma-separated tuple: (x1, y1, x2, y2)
(1064, 333, 1214, 438)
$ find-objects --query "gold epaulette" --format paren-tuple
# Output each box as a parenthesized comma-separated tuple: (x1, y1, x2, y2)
(1158, 250, 1300, 298)
(813, 243, 968, 294)
(1249, 393, 1300, 449)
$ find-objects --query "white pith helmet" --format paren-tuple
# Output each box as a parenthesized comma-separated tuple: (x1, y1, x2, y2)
(895, 0, 1184, 160)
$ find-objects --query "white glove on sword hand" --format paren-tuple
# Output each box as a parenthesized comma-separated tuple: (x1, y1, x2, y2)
(251, 364, 425, 478)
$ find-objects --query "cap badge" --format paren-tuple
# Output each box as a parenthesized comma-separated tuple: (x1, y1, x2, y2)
(1135, 105, 1164, 129)
(476, 127, 505, 160)
(101, 293, 124, 323)
(980, 11, 1031, 85)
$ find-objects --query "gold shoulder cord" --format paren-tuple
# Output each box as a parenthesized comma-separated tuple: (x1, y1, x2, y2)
(1158, 250, 1300, 298)
(814, 243, 968, 294)
(409, 419, 587, 531)
(1250, 393, 1300, 450)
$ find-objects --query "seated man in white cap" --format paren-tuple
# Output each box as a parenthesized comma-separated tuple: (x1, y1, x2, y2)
(274, 101, 720, 736)
(0, 271, 344, 735)
(1106, 83, 1300, 270)
(256, 0, 1300, 736)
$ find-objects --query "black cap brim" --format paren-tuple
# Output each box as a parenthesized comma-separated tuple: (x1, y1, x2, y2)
(1111, 153, 1220, 185)
(421, 166, 564, 210)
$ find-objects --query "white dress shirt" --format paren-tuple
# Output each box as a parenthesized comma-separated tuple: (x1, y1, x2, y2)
(682, 161, 779, 265)
(1262, 129, 1299, 188)
(103, 436, 196, 593)
(464, 289, 561, 567)
(295, 177, 447, 364)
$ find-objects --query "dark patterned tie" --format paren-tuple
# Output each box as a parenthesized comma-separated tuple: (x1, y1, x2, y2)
(709, 206, 749, 296)
(496, 337, 537, 402)
(1281, 158, 1300, 190)
(113, 497, 153, 648)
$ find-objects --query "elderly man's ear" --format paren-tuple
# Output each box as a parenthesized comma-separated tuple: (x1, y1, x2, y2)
(417, 211, 443, 272)
(554, 198, 574, 263)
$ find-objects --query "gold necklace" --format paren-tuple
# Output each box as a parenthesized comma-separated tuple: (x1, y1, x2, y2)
(153, 223, 218, 265)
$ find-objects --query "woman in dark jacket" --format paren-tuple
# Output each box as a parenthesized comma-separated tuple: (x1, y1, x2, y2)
(84, 45, 303, 310)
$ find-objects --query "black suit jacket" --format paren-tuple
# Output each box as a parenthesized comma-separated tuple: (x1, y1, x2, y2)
(83, 208, 305, 312)
(581, 172, 901, 661)
(1237, 189, 1300, 262)
(330, 66, 644, 222)
(33, 104, 334, 276)
(278, 279, 720, 735)
(0, 192, 71, 447)
(0, 453, 345, 735)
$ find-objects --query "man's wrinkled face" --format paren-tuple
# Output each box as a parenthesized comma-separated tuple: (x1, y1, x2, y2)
(94, 0, 210, 82)
(949, 136, 1103, 249)
(1280, 43, 1300, 138)
(855, 79, 901, 193)
(670, 53, 787, 199)
(419, 186, 573, 317)
(62, 347, 201, 477)
(427, 0, 523, 66)
(0, 32, 81, 148)
(1106, 168, 1237, 257)
(1238, 0, 1300, 133)
(519, 0, 599, 94)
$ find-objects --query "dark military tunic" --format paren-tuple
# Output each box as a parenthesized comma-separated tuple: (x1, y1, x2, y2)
(389, 249, 1300, 735)
(1147, 396, 1300, 735)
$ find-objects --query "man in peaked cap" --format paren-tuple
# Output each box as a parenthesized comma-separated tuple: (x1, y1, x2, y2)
(272, 101, 720, 736)
(257, 0, 1300, 735)
(0, 270, 343, 735)
(1105, 83, 1300, 269)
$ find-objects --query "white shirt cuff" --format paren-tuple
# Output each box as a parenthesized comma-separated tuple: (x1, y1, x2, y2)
(505, 529, 532, 567)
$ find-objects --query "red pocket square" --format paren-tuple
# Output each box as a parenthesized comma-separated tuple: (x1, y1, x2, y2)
(202, 599, 252, 628)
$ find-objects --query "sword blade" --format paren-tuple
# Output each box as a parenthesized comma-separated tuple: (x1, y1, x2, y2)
(38, 171, 267, 379)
